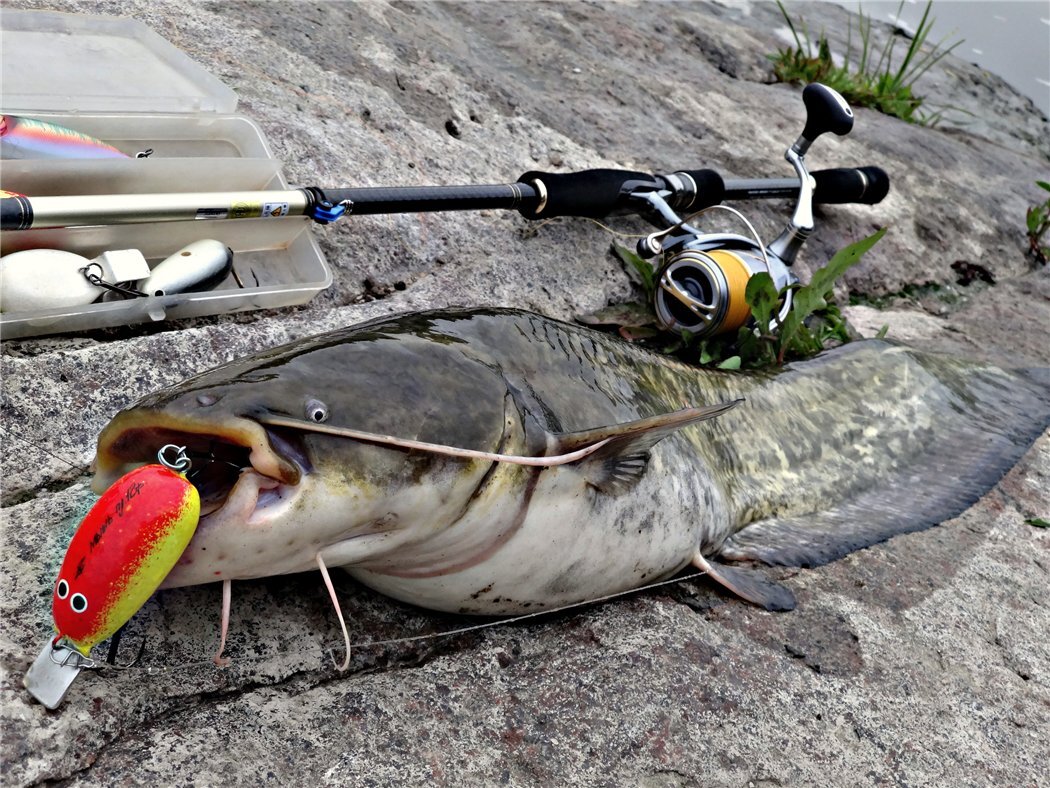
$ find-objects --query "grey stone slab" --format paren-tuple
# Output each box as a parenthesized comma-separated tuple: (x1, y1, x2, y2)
(2, 1, 1048, 785)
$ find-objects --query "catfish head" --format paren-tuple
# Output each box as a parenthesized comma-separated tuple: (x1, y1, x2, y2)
(93, 319, 537, 588)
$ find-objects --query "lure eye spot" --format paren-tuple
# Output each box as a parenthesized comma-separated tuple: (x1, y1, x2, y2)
(70, 593, 88, 614)
(56, 579, 69, 599)
(305, 399, 329, 423)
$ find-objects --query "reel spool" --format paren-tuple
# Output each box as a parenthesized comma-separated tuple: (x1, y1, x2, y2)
(650, 245, 793, 339)
(655, 249, 750, 337)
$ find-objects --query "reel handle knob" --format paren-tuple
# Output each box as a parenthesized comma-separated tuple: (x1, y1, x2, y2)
(777, 83, 855, 252)
(797, 83, 854, 152)
(636, 234, 663, 260)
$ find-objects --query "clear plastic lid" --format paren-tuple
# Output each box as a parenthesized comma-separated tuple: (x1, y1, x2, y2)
(0, 9, 238, 114)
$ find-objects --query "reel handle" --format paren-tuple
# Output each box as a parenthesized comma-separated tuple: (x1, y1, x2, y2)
(721, 166, 891, 205)
(799, 83, 854, 149)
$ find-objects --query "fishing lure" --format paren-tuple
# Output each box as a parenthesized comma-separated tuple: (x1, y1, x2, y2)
(24, 445, 200, 709)
(0, 248, 150, 312)
(0, 240, 235, 313)
(137, 239, 235, 297)
(0, 114, 128, 159)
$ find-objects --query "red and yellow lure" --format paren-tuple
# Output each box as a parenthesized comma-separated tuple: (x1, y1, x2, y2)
(52, 458, 200, 654)
(25, 445, 199, 709)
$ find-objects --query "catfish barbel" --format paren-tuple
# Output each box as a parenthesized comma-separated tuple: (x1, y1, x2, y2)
(91, 308, 1050, 627)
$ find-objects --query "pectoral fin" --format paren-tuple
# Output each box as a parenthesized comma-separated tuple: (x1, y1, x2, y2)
(692, 551, 797, 612)
(553, 400, 742, 494)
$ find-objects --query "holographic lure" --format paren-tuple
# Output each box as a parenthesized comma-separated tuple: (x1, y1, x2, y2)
(24, 446, 200, 709)
(0, 114, 128, 159)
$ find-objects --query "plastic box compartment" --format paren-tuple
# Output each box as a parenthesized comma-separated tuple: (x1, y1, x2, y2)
(0, 9, 331, 339)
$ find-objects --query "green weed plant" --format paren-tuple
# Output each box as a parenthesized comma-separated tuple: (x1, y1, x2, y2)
(1025, 180, 1050, 264)
(771, 0, 961, 125)
(737, 227, 887, 366)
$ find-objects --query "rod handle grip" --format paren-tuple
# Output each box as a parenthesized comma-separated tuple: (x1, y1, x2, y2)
(813, 166, 890, 205)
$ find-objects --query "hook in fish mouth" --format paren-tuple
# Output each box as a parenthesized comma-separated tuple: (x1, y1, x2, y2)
(92, 413, 308, 518)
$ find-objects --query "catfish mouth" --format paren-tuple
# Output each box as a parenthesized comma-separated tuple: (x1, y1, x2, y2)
(93, 414, 308, 518)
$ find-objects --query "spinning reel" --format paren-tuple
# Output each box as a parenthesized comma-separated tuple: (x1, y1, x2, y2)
(636, 83, 859, 338)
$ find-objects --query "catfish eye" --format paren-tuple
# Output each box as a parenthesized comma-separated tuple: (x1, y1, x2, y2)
(70, 593, 88, 613)
(56, 579, 69, 599)
(305, 399, 329, 423)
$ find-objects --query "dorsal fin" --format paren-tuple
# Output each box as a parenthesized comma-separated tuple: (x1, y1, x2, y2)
(552, 400, 742, 494)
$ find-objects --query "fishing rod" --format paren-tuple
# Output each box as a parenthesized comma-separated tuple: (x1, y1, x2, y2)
(1, 83, 888, 339)
(0, 165, 885, 230)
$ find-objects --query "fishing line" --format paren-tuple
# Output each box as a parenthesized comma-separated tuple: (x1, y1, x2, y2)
(526, 216, 646, 240)
(584, 204, 769, 252)
(93, 570, 709, 677)
(641, 203, 770, 268)
(579, 217, 647, 239)
(329, 569, 708, 650)
(689, 204, 771, 270)
(0, 427, 89, 474)
(543, 207, 770, 272)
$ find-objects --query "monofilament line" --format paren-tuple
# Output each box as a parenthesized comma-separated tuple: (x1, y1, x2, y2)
(328, 570, 709, 651)
(0, 428, 89, 473)
(110, 570, 709, 676)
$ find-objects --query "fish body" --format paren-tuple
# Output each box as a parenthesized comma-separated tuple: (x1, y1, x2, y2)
(93, 308, 1050, 614)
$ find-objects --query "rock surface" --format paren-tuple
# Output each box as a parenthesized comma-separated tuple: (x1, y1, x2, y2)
(2, 1, 1048, 785)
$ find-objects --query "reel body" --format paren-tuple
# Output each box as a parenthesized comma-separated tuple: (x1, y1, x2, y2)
(652, 233, 796, 338)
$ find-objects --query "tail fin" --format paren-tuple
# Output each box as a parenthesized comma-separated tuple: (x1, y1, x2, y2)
(720, 350, 1049, 568)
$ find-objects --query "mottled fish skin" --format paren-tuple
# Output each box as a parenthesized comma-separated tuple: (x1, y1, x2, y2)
(92, 308, 1050, 614)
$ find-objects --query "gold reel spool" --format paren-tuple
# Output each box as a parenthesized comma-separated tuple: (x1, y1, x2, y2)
(653, 249, 762, 337)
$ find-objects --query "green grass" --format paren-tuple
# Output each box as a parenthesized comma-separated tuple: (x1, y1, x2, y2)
(770, 0, 961, 125)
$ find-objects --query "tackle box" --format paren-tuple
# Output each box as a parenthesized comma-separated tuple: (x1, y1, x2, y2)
(0, 9, 331, 339)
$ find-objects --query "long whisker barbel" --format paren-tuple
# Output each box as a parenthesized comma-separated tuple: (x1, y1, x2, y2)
(256, 414, 613, 466)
